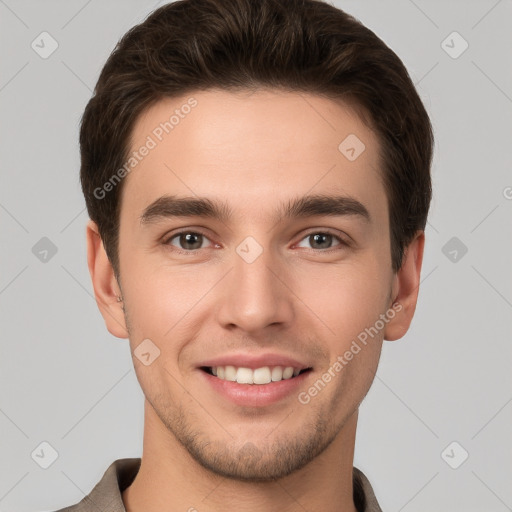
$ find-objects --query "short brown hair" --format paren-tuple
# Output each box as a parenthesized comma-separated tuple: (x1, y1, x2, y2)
(80, 0, 433, 279)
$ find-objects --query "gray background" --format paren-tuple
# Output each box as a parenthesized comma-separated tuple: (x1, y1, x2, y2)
(1, 0, 511, 511)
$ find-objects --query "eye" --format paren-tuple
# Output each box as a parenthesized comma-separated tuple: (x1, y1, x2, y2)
(163, 231, 213, 251)
(295, 231, 346, 251)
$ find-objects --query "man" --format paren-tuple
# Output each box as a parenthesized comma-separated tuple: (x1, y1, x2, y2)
(55, 0, 433, 510)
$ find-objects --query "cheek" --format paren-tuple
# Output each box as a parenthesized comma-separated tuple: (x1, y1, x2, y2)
(292, 259, 390, 341)
(122, 258, 226, 371)
(120, 255, 197, 338)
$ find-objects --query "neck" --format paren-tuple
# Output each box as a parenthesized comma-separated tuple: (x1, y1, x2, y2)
(122, 400, 359, 512)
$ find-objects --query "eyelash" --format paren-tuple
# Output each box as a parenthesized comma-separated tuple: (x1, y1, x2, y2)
(162, 229, 350, 255)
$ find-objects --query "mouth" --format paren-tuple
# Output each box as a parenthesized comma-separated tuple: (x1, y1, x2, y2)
(200, 365, 313, 385)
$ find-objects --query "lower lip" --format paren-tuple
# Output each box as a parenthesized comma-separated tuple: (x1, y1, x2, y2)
(199, 369, 311, 407)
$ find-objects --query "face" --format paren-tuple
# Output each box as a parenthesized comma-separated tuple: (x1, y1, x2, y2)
(93, 89, 415, 481)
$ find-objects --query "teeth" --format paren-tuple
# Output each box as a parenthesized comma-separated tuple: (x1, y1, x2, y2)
(282, 367, 294, 379)
(224, 365, 237, 381)
(236, 367, 253, 384)
(253, 367, 271, 384)
(210, 365, 304, 384)
(271, 366, 283, 381)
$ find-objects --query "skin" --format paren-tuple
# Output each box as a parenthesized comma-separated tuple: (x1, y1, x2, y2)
(87, 89, 425, 512)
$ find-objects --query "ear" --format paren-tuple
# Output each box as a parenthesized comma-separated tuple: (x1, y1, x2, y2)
(384, 230, 425, 341)
(86, 219, 129, 339)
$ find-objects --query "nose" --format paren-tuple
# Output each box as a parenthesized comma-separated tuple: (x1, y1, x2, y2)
(216, 243, 295, 334)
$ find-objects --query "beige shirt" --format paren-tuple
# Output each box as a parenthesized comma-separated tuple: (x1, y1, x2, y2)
(53, 458, 383, 512)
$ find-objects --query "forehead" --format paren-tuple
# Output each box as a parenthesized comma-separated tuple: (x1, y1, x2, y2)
(121, 89, 386, 223)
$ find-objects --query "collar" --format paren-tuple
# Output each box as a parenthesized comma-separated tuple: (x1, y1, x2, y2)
(60, 458, 382, 512)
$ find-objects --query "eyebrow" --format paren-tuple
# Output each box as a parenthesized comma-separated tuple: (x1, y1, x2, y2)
(139, 193, 371, 226)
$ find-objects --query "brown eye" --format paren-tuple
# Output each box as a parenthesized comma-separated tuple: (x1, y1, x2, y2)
(296, 232, 344, 250)
(165, 231, 209, 251)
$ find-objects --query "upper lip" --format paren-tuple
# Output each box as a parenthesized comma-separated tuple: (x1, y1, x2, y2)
(198, 352, 312, 370)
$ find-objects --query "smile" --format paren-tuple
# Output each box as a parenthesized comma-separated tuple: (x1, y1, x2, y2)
(202, 365, 312, 385)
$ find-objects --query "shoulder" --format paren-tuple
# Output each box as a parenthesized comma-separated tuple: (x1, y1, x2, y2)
(353, 466, 383, 512)
(46, 458, 141, 512)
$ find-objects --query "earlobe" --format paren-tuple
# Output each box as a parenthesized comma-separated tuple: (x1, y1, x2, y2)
(384, 230, 425, 341)
(86, 220, 129, 339)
